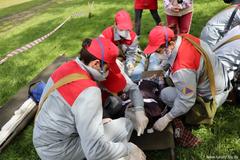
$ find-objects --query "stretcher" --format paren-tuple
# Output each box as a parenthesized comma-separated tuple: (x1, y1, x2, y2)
(130, 70, 176, 160)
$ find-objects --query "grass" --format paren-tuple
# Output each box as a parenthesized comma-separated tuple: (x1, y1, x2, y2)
(0, 122, 40, 160)
(0, 0, 240, 159)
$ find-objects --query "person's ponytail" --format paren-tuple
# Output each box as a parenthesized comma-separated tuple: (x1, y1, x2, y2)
(82, 38, 92, 48)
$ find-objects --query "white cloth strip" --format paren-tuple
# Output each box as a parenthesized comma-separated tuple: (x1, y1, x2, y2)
(122, 98, 158, 106)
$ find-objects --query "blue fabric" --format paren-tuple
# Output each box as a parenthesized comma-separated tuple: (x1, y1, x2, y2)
(148, 53, 168, 71)
(29, 81, 46, 103)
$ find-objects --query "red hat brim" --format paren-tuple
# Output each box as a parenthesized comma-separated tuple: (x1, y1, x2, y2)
(144, 44, 160, 55)
(117, 23, 132, 30)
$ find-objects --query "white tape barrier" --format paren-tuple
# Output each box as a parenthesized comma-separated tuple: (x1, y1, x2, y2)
(0, 11, 85, 65)
(0, 98, 36, 146)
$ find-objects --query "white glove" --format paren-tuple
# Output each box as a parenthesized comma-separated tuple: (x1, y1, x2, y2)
(135, 110, 149, 136)
(153, 113, 174, 132)
(125, 108, 149, 136)
(127, 142, 146, 160)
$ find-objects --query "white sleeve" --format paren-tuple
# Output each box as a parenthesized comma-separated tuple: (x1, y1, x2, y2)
(169, 69, 197, 118)
(71, 86, 128, 160)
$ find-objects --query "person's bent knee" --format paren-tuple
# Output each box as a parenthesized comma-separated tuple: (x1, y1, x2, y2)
(160, 87, 177, 107)
(104, 118, 133, 142)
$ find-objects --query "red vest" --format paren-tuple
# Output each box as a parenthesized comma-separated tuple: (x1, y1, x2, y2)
(171, 34, 201, 73)
(134, 0, 158, 10)
(51, 60, 97, 106)
(102, 26, 137, 46)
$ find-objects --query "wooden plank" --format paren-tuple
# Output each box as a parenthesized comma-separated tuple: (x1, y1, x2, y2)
(130, 125, 175, 150)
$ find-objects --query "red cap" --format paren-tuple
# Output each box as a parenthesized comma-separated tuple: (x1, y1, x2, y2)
(86, 37, 120, 73)
(144, 26, 175, 55)
(115, 9, 133, 30)
(101, 70, 127, 93)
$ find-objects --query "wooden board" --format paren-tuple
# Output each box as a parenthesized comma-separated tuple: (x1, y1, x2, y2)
(130, 125, 175, 150)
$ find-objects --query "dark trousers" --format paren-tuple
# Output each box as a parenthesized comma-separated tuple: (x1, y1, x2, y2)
(135, 9, 161, 36)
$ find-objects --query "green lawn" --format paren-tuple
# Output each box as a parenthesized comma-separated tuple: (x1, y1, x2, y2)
(0, 0, 240, 159)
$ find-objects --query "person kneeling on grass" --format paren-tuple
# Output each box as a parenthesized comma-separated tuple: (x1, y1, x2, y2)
(99, 9, 146, 81)
(144, 26, 232, 132)
(33, 37, 147, 160)
(100, 9, 139, 58)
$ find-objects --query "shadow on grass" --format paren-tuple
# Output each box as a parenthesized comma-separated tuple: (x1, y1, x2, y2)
(0, 0, 50, 19)
(0, 0, 57, 34)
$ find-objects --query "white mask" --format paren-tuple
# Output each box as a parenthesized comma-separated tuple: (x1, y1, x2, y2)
(117, 28, 131, 40)
(85, 65, 109, 81)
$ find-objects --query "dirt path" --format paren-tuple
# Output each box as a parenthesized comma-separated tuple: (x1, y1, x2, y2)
(0, 0, 55, 33)
(0, 0, 33, 9)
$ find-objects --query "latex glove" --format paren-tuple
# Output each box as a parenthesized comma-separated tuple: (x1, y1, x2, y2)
(135, 110, 149, 136)
(153, 113, 174, 132)
(127, 142, 146, 160)
(125, 107, 149, 136)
